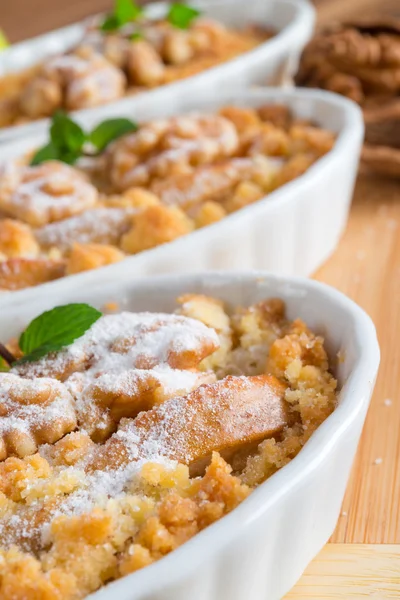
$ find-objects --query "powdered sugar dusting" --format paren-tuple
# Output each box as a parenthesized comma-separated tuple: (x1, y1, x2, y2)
(36, 207, 134, 250)
(14, 312, 219, 380)
(88, 374, 287, 471)
(0, 373, 76, 445)
(109, 113, 239, 191)
(0, 160, 98, 227)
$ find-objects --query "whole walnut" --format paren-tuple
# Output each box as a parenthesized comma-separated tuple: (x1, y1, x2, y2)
(296, 19, 400, 104)
(296, 19, 400, 176)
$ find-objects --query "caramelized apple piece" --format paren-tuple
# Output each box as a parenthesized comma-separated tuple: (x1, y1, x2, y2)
(36, 207, 133, 252)
(73, 367, 216, 442)
(150, 158, 254, 208)
(88, 375, 288, 475)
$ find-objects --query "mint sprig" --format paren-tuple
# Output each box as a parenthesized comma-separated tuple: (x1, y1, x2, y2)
(32, 112, 86, 166)
(89, 118, 138, 152)
(101, 0, 143, 32)
(17, 304, 102, 364)
(167, 3, 200, 29)
(31, 112, 138, 166)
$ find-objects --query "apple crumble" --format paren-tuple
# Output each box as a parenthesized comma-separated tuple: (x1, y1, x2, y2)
(0, 294, 337, 599)
(0, 5, 273, 129)
(0, 105, 336, 291)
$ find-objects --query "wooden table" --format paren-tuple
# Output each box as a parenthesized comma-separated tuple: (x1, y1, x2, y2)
(1, 0, 400, 597)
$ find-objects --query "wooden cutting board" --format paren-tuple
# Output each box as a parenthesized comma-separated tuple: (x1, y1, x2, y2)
(1, 0, 400, 598)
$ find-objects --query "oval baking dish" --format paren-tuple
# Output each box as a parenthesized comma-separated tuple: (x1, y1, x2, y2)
(0, 0, 314, 143)
(0, 271, 380, 600)
(0, 87, 364, 299)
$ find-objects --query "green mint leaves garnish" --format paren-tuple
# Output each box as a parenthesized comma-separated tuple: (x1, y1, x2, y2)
(50, 111, 86, 162)
(89, 118, 138, 152)
(30, 142, 60, 166)
(0, 304, 102, 367)
(18, 304, 102, 364)
(101, 0, 143, 32)
(31, 112, 138, 166)
(31, 112, 86, 166)
(167, 3, 200, 29)
(101, 1, 200, 33)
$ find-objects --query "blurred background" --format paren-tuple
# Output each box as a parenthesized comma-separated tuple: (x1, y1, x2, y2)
(0, 0, 398, 42)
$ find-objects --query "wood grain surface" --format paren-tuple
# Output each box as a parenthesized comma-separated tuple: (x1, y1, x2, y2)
(0, 0, 399, 598)
(286, 545, 400, 599)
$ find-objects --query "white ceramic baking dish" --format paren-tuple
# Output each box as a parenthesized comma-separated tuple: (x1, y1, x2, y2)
(0, 87, 364, 301)
(0, 0, 314, 143)
(0, 271, 380, 600)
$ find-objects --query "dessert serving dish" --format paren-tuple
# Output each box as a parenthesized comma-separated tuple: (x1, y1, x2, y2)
(0, 0, 315, 142)
(0, 87, 364, 297)
(0, 271, 380, 600)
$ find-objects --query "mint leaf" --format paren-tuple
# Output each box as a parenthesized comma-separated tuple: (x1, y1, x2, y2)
(16, 344, 66, 364)
(101, 14, 120, 31)
(89, 118, 138, 151)
(30, 113, 139, 166)
(115, 0, 143, 23)
(167, 3, 200, 29)
(31, 112, 86, 166)
(18, 304, 101, 363)
(50, 111, 86, 155)
(101, 0, 143, 31)
(31, 142, 60, 166)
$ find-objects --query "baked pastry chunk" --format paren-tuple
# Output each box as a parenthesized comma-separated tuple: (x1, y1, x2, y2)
(66, 243, 125, 275)
(120, 204, 194, 254)
(36, 207, 133, 251)
(0, 219, 39, 258)
(0, 374, 77, 460)
(107, 114, 239, 191)
(0, 161, 98, 227)
(0, 295, 337, 599)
